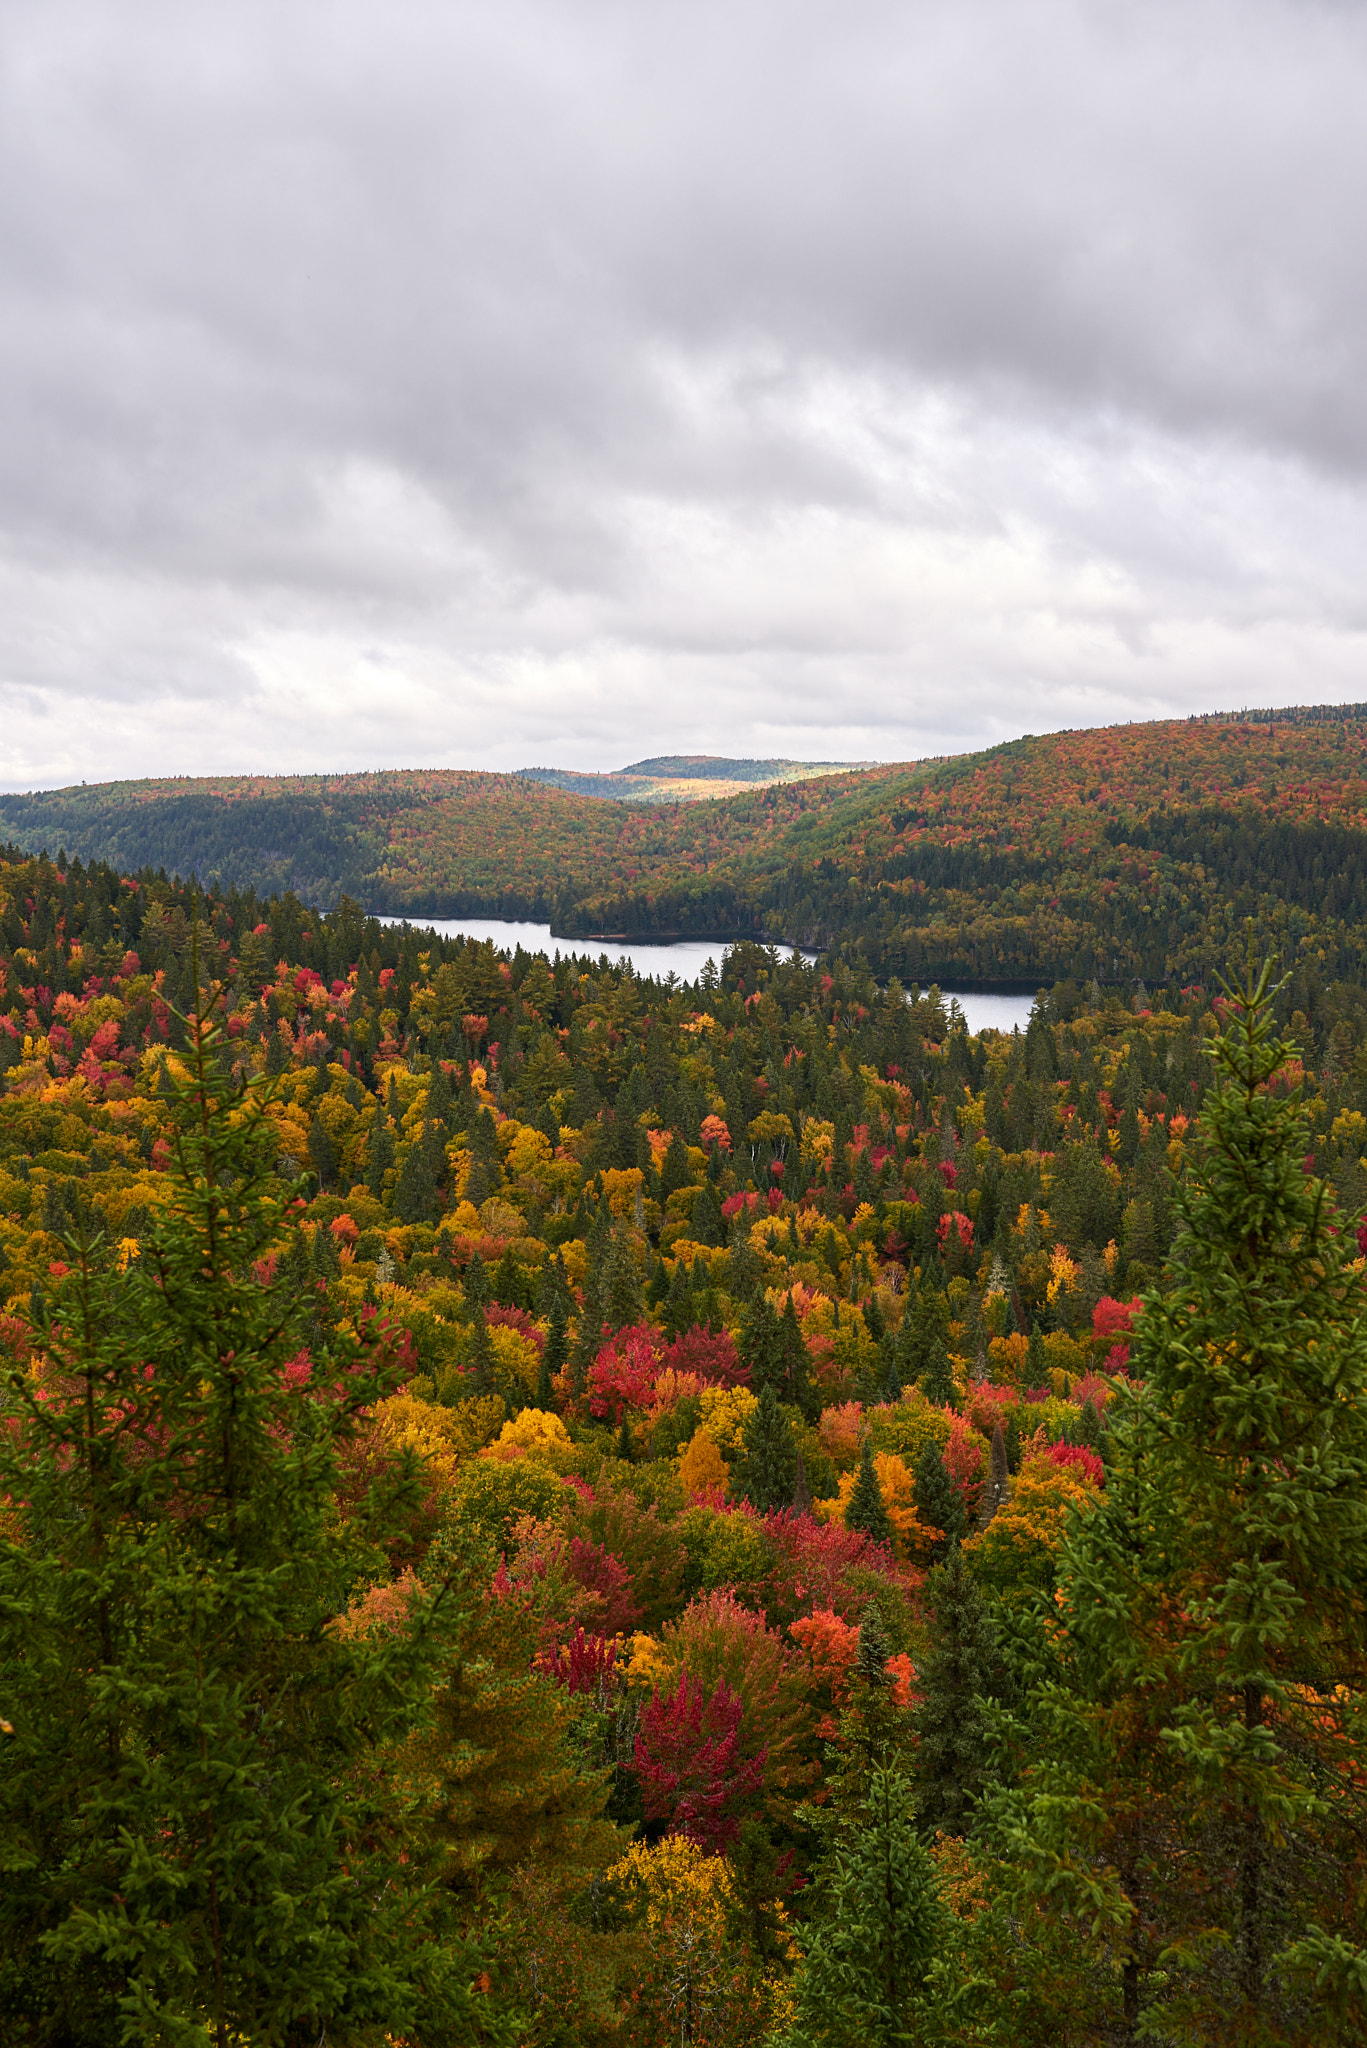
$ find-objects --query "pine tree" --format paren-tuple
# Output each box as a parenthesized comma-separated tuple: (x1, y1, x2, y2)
(914, 1440, 966, 1562)
(913, 1546, 999, 1836)
(786, 1765, 943, 2048)
(365, 1100, 396, 1197)
(736, 1382, 799, 1512)
(605, 1211, 642, 1329)
(693, 1179, 726, 1247)
(393, 1123, 440, 1225)
(660, 1130, 691, 1201)
(306, 1113, 338, 1192)
(1002, 960, 1367, 2040)
(779, 1290, 815, 1418)
(457, 1251, 486, 1308)
(541, 1291, 569, 1405)
(919, 1338, 960, 1411)
(414, 1530, 626, 1912)
(311, 1215, 341, 1280)
(569, 1201, 611, 1399)
(0, 974, 498, 2046)
(427, 1056, 453, 1130)
(846, 1436, 893, 1547)
(739, 1292, 785, 1397)
(978, 1419, 1010, 1529)
(856, 1598, 891, 1688)
(468, 1301, 498, 1400)
(1024, 1322, 1049, 1394)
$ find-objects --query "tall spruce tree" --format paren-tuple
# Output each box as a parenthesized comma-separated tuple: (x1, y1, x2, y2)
(0, 970, 502, 2047)
(785, 1765, 943, 2048)
(846, 1436, 893, 1547)
(913, 1440, 966, 1563)
(999, 960, 1367, 2042)
(736, 1381, 799, 1513)
(912, 1547, 999, 1837)
(919, 1338, 960, 1411)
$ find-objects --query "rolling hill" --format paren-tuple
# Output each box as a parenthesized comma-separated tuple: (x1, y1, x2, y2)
(4, 703, 1367, 992)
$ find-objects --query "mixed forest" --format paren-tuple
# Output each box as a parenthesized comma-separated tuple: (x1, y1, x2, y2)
(5, 706, 1367, 991)
(3, 823, 1367, 2045)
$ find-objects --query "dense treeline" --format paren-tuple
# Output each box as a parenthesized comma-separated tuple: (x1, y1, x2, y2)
(6, 714, 1367, 988)
(4, 844, 1367, 2040)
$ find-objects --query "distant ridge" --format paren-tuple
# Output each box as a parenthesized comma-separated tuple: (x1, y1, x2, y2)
(520, 756, 872, 802)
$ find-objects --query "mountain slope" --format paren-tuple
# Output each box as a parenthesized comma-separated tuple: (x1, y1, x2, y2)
(4, 705, 1367, 991)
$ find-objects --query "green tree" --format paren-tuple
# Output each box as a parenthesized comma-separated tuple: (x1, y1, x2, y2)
(306, 1112, 338, 1192)
(0, 980, 501, 2047)
(999, 960, 1367, 2042)
(913, 1441, 966, 1563)
(365, 1101, 396, 1197)
(785, 1765, 943, 2048)
(736, 1382, 799, 1513)
(846, 1436, 892, 1547)
(739, 1292, 786, 1397)
(912, 1547, 999, 1837)
(918, 1339, 959, 1411)
(393, 1122, 441, 1225)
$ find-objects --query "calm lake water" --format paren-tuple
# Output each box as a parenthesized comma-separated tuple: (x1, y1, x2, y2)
(380, 914, 1039, 1036)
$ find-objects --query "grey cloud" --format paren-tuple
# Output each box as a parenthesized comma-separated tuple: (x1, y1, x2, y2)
(0, 0, 1366, 787)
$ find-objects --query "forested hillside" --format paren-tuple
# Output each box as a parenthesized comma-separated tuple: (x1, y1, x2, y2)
(3, 843, 1367, 2038)
(4, 707, 1367, 994)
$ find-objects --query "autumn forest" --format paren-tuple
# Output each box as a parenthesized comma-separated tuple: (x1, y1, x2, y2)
(3, 709, 1367, 2045)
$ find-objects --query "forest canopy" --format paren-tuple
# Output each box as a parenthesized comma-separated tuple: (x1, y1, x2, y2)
(2, 778, 1367, 2040)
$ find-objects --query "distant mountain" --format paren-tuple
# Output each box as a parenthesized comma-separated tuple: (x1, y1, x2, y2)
(518, 756, 872, 801)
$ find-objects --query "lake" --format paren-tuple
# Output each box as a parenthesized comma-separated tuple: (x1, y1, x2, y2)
(379, 913, 1039, 1035)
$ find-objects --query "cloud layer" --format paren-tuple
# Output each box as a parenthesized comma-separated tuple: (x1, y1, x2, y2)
(2, 0, 1365, 786)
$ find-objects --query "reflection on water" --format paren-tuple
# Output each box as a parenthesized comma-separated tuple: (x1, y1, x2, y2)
(379, 914, 1039, 1034)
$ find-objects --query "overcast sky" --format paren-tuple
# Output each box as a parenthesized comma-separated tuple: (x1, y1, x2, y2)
(2, 0, 1365, 789)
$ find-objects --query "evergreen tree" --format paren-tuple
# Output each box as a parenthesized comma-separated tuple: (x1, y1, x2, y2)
(365, 1101, 395, 1198)
(779, 1290, 815, 1418)
(914, 1440, 966, 1562)
(736, 1382, 799, 1513)
(468, 1301, 498, 1399)
(413, 1529, 626, 1919)
(913, 1547, 999, 1837)
(904, 1282, 950, 1380)
(693, 1179, 726, 1247)
(978, 1419, 1010, 1529)
(393, 1125, 439, 1225)
(604, 1211, 643, 1329)
(919, 1338, 960, 1411)
(855, 1598, 891, 1688)
(541, 1291, 569, 1405)
(739, 1292, 786, 1397)
(846, 1436, 893, 1547)
(0, 979, 497, 2046)
(427, 1057, 453, 1130)
(1024, 1322, 1049, 1394)
(306, 1113, 338, 1193)
(311, 1215, 341, 1280)
(1002, 960, 1367, 2040)
(785, 1765, 943, 2048)
(659, 1129, 691, 1201)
